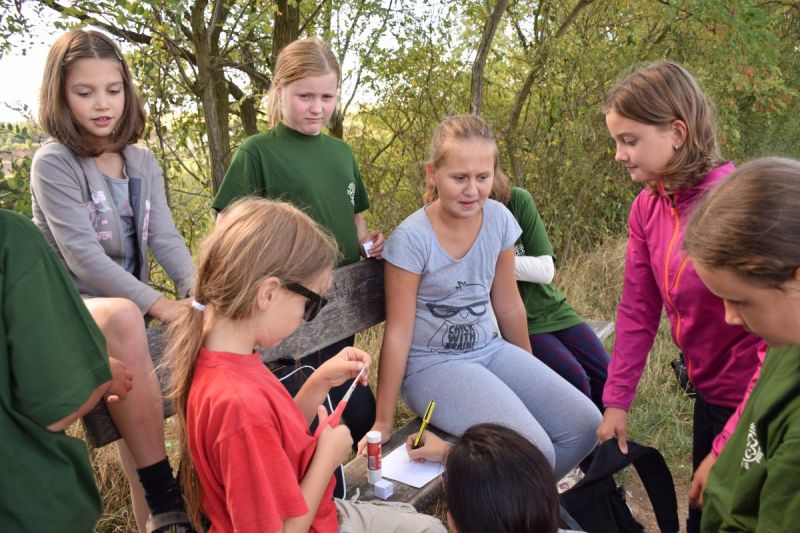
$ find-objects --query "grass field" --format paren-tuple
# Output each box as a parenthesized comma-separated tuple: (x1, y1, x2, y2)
(80, 235, 694, 532)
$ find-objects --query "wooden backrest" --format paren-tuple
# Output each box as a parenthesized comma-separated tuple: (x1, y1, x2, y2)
(82, 259, 386, 447)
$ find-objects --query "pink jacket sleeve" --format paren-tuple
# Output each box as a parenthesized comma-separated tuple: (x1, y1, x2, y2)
(711, 343, 767, 457)
(602, 196, 664, 411)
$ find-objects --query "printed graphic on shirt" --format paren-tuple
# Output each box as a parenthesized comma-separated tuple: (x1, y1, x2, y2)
(514, 243, 526, 256)
(142, 199, 151, 242)
(88, 189, 113, 240)
(346, 182, 356, 206)
(741, 422, 764, 470)
(425, 281, 490, 352)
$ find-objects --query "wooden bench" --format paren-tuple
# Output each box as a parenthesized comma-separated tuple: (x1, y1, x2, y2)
(82, 258, 614, 510)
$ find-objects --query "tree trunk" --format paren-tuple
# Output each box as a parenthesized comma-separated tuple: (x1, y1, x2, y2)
(191, 0, 232, 193)
(470, 0, 509, 115)
(272, 0, 301, 66)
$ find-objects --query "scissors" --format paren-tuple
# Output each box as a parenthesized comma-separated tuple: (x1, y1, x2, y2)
(314, 366, 366, 438)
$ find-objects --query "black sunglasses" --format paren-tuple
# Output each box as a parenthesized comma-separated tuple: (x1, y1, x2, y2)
(285, 282, 328, 322)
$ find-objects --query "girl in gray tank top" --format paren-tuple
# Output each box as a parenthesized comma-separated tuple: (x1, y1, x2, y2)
(363, 115, 600, 480)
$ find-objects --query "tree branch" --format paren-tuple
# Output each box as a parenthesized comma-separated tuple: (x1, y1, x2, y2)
(470, 0, 509, 115)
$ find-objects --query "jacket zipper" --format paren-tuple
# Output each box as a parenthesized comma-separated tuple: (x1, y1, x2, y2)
(662, 192, 687, 360)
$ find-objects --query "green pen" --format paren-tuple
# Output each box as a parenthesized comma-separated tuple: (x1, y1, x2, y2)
(412, 400, 436, 449)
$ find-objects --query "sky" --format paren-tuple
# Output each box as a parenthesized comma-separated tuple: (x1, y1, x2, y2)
(0, 46, 50, 122)
(0, 10, 60, 123)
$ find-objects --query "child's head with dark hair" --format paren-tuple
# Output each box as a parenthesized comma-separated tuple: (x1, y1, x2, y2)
(40, 29, 146, 156)
(444, 423, 559, 533)
(604, 59, 721, 191)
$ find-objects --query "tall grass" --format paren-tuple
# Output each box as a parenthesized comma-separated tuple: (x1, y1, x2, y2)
(86, 235, 694, 531)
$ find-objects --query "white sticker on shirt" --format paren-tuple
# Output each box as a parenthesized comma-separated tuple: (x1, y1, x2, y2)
(347, 182, 356, 206)
(741, 422, 764, 470)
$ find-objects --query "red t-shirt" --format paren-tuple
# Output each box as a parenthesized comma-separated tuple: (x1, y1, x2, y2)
(187, 348, 337, 533)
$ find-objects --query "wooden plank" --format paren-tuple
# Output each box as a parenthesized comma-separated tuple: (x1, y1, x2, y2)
(81, 255, 613, 451)
(342, 419, 454, 511)
(260, 259, 385, 362)
(82, 260, 385, 448)
(586, 319, 615, 342)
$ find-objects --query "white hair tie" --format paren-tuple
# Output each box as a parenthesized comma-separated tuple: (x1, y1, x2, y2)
(191, 300, 207, 312)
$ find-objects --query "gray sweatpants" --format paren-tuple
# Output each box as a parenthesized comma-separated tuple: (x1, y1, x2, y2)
(402, 339, 601, 479)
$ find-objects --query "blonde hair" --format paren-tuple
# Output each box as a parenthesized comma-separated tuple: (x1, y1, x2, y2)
(685, 157, 800, 288)
(267, 38, 341, 128)
(422, 114, 500, 204)
(604, 60, 722, 191)
(489, 168, 512, 205)
(40, 30, 145, 157)
(165, 197, 337, 529)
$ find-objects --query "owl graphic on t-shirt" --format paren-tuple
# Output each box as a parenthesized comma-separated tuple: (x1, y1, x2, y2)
(425, 281, 490, 353)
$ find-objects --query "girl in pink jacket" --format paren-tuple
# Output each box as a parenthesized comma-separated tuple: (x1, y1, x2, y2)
(598, 60, 761, 533)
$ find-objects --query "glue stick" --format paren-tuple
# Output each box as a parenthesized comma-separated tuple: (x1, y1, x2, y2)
(366, 430, 382, 484)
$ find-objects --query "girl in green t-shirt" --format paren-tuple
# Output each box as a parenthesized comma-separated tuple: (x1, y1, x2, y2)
(491, 172, 610, 412)
(684, 157, 800, 531)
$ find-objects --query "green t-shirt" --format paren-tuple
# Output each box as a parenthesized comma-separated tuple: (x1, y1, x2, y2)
(702, 344, 800, 532)
(507, 187, 581, 334)
(212, 123, 370, 266)
(0, 209, 110, 532)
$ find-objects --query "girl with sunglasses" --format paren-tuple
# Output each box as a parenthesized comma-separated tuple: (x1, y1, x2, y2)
(165, 198, 445, 532)
(362, 115, 599, 480)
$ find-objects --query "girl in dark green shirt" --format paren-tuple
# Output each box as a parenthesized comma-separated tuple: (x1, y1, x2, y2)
(492, 173, 609, 411)
(684, 157, 800, 531)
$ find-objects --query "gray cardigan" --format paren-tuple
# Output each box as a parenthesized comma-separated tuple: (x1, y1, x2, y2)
(30, 141, 195, 313)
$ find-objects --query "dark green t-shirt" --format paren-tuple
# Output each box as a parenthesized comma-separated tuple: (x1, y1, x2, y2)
(0, 209, 110, 532)
(702, 344, 800, 532)
(507, 187, 581, 334)
(212, 123, 370, 265)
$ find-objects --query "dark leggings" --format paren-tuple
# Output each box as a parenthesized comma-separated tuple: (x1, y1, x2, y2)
(528, 321, 610, 412)
(687, 393, 735, 533)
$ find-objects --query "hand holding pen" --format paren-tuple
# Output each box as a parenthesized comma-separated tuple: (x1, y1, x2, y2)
(405, 430, 451, 463)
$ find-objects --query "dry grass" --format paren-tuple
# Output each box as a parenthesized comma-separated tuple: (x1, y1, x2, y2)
(86, 235, 694, 530)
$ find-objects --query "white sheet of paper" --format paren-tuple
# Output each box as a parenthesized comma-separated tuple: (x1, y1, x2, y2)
(381, 445, 445, 488)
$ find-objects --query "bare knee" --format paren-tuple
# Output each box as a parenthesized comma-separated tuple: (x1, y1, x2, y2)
(86, 298, 148, 362)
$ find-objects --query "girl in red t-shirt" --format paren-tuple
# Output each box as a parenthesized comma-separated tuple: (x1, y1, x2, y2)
(165, 198, 444, 532)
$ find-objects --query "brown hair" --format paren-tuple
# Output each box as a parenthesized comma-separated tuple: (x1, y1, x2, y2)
(604, 60, 722, 190)
(489, 168, 512, 205)
(164, 197, 337, 529)
(40, 30, 145, 157)
(422, 114, 500, 203)
(685, 157, 800, 288)
(267, 38, 341, 128)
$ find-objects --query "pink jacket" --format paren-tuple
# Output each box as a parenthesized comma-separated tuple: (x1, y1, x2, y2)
(603, 163, 762, 411)
(711, 345, 766, 457)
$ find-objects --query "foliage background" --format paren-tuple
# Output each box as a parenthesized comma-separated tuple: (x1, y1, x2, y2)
(2, 0, 797, 258)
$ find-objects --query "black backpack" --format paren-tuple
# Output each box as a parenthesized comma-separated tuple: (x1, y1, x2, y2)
(561, 439, 679, 533)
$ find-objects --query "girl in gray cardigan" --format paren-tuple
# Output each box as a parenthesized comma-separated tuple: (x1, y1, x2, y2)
(30, 30, 194, 533)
